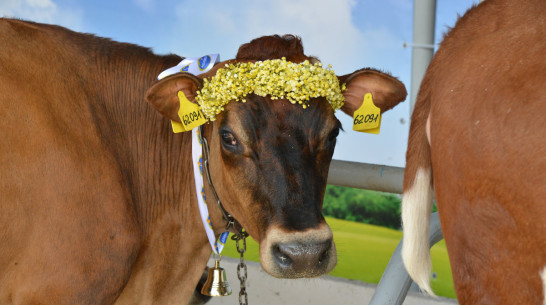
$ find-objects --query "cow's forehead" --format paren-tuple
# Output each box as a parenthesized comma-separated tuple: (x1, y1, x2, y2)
(219, 94, 339, 145)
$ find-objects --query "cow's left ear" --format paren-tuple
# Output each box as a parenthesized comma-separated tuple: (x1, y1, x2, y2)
(145, 72, 202, 123)
(338, 69, 407, 117)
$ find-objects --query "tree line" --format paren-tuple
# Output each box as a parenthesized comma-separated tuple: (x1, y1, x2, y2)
(322, 185, 402, 230)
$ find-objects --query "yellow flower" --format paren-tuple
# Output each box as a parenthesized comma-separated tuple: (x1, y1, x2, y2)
(195, 58, 345, 121)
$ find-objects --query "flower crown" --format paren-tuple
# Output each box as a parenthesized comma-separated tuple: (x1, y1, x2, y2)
(195, 58, 346, 121)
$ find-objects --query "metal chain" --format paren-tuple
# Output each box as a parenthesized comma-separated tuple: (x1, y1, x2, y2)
(233, 230, 249, 305)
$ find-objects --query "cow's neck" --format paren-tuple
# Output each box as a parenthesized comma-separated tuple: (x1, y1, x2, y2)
(90, 50, 193, 233)
(86, 48, 215, 301)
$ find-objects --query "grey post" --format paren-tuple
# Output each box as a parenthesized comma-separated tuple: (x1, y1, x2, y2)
(409, 0, 436, 113)
(368, 212, 443, 305)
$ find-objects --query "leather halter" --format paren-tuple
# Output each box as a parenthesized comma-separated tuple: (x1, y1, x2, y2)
(198, 126, 240, 231)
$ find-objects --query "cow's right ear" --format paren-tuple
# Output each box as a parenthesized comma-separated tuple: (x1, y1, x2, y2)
(145, 73, 202, 123)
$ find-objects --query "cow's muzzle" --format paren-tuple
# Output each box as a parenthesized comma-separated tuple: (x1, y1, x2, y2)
(260, 223, 337, 278)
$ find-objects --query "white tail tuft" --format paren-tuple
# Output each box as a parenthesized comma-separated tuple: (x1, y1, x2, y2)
(539, 266, 546, 305)
(402, 167, 435, 296)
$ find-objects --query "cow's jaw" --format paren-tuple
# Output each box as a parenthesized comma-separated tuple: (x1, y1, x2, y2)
(259, 223, 337, 278)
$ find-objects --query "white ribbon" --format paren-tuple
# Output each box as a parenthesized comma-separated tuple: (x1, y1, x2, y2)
(192, 128, 229, 254)
(158, 54, 228, 255)
(157, 54, 220, 80)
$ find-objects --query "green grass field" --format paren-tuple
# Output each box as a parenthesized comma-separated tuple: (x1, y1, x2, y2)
(222, 216, 456, 299)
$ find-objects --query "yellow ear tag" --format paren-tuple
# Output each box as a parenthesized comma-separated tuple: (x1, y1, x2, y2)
(171, 91, 207, 133)
(352, 93, 381, 134)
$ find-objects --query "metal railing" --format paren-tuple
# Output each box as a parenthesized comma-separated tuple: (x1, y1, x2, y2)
(327, 159, 444, 305)
(328, 160, 404, 194)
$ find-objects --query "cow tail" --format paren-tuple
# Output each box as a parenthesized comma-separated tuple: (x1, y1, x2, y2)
(401, 83, 435, 296)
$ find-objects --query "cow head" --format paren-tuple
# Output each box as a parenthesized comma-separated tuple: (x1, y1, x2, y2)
(146, 35, 406, 278)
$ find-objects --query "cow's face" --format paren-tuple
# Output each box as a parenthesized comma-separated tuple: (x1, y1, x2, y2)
(204, 95, 339, 277)
(146, 36, 406, 279)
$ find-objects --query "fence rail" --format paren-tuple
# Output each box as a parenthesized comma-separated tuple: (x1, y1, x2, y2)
(328, 159, 404, 194)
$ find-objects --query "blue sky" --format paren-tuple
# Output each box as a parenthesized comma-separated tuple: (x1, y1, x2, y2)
(1, 0, 479, 167)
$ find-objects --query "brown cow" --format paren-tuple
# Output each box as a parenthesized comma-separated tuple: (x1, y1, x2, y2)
(0, 19, 406, 304)
(401, 0, 546, 304)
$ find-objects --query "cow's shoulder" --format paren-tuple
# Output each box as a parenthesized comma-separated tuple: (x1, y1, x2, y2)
(0, 129, 142, 304)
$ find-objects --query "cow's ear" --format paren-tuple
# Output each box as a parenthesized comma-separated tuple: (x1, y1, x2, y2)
(145, 73, 202, 123)
(338, 69, 407, 117)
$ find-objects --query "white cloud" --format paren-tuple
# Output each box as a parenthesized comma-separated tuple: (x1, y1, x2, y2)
(174, 0, 366, 74)
(172, 0, 408, 75)
(0, 0, 83, 31)
(0, 0, 54, 19)
(25, 0, 55, 9)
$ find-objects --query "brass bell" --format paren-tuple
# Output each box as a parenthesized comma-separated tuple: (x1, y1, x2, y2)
(201, 259, 232, 296)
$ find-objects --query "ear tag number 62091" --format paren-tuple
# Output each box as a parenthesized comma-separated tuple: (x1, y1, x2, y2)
(171, 91, 207, 133)
(352, 93, 381, 134)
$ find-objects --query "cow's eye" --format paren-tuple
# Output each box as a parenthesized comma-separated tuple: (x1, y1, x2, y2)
(220, 130, 239, 150)
(326, 127, 340, 148)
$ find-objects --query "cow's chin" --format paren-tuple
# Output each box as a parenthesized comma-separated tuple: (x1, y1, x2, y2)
(259, 223, 337, 279)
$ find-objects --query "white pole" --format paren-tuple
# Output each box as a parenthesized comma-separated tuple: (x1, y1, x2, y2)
(409, 0, 437, 114)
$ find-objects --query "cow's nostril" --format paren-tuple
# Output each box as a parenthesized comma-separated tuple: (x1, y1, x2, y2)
(318, 242, 331, 264)
(273, 244, 293, 267)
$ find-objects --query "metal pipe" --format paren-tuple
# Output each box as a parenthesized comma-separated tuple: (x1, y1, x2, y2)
(327, 159, 404, 194)
(368, 212, 443, 305)
(409, 0, 437, 113)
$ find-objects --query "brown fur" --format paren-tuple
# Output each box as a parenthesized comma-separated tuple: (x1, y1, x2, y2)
(0, 18, 208, 304)
(404, 0, 546, 303)
(235, 34, 312, 63)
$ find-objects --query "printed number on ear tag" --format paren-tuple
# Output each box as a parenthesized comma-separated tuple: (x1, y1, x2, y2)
(171, 91, 207, 133)
(352, 93, 381, 134)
